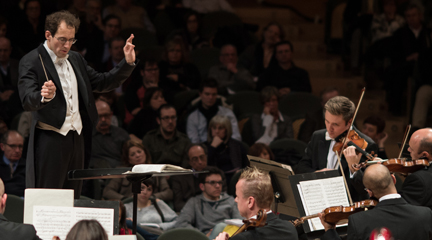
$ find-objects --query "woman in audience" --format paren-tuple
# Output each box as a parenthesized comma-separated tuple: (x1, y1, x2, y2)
(125, 179, 178, 233)
(174, 11, 208, 50)
(205, 115, 249, 184)
(239, 21, 284, 77)
(158, 38, 201, 91)
(128, 87, 167, 141)
(65, 219, 108, 240)
(103, 140, 173, 202)
(248, 143, 275, 160)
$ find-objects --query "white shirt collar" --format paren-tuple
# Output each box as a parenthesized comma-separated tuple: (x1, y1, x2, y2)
(43, 40, 69, 64)
(379, 193, 401, 202)
(325, 126, 353, 141)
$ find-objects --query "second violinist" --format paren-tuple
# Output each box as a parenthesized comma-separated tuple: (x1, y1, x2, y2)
(295, 96, 378, 201)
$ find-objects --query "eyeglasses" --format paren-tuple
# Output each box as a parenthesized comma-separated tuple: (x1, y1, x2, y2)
(4, 143, 24, 150)
(98, 113, 112, 119)
(190, 154, 207, 162)
(160, 116, 177, 121)
(145, 68, 159, 72)
(205, 181, 223, 186)
(54, 37, 77, 45)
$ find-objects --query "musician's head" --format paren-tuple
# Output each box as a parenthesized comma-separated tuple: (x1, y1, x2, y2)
(0, 178, 6, 214)
(409, 128, 432, 161)
(66, 219, 108, 240)
(236, 167, 273, 218)
(323, 96, 355, 139)
(199, 166, 225, 201)
(45, 10, 80, 58)
(363, 164, 396, 199)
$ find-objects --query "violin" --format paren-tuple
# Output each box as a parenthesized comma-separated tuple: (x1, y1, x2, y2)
(231, 209, 267, 237)
(291, 199, 378, 227)
(353, 158, 429, 174)
(333, 130, 369, 155)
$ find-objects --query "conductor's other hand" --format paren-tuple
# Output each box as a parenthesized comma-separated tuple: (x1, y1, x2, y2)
(41, 80, 56, 99)
(124, 34, 136, 65)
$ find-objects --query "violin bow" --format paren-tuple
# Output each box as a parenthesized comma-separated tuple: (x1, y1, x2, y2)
(398, 124, 411, 159)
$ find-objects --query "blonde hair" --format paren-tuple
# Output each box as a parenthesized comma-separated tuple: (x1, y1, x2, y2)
(207, 115, 232, 144)
(239, 167, 273, 209)
(324, 96, 355, 124)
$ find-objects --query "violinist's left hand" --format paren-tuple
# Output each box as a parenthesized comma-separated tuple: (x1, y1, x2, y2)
(318, 212, 336, 232)
(343, 146, 362, 173)
(214, 232, 229, 240)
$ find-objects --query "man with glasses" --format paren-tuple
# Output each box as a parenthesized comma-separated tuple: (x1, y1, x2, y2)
(175, 166, 241, 235)
(0, 130, 26, 197)
(18, 10, 136, 199)
(142, 104, 190, 167)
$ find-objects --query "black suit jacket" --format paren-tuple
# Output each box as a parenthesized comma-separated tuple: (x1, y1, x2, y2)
(231, 213, 298, 240)
(321, 198, 432, 240)
(295, 128, 378, 201)
(249, 113, 294, 144)
(400, 165, 432, 210)
(0, 155, 26, 197)
(18, 44, 136, 188)
(0, 214, 40, 240)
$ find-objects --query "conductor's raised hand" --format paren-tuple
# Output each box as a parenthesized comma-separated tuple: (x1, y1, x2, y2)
(124, 34, 136, 65)
(41, 80, 56, 99)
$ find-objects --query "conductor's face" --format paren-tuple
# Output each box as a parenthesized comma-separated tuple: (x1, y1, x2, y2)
(46, 21, 75, 58)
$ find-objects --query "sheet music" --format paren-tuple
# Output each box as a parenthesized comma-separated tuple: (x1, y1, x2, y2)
(298, 176, 349, 230)
(33, 206, 114, 240)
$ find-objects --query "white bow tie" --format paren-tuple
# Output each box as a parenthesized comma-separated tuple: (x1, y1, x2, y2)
(55, 55, 69, 65)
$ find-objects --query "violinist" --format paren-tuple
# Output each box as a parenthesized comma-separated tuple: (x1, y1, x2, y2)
(319, 164, 432, 240)
(295, 96, 378, 201)
(214, 167, 298, 240)
(400, 128, 432, 209)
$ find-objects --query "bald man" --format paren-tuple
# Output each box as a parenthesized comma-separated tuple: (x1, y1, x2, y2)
(0, 178, 41, 240)
(319, 164, 432, 240)
(400, 128, 432, 209)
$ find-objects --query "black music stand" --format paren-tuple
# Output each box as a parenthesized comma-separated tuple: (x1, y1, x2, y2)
(68, 168, 207, 234)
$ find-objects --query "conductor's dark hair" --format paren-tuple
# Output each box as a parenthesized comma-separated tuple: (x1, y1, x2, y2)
(45, 10, 80, 37)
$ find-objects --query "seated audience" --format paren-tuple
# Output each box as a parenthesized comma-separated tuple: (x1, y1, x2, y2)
(361, 116, 388, 159)
(103, 140, 173, 202)
(239, 22, 284, 77)
(125, 179, 177, 233)
(142, 104, 191, 167)
(170, 11, 208, 51)
(370, 0, 405, 44)
(205, 115, 249, 184)
(0, 178, 40, 240)
(182, 0, 234, 14)
(249, 86, 293, 145)
(0, 130, 25, 197)
(257, 40, 311, 94)
(158, 38, 201, 91)
(319, 164, 432, 240)
(128, 87, 167, 141)
(208, 44, 255, 95)
(65, 220, 108, 240)
(102, 0, 155, 31)
(90, 99, 129, 168)
(175, 166, 241, 235)
(187, 79, 241, 143)
(248, 143, 275, 160)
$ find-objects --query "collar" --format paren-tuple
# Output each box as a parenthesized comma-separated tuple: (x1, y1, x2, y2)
(250, 210, 273, 219)
(2, 155, 17, 168)
(43, 40, 69, 64)
(261, 111, 284, 122)
(379, 193, 401, 202)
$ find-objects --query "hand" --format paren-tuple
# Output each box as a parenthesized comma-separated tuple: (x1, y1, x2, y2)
(378, 132, 388, 148)
(167, 74, 179, 82)
(214, 232, 229, 240)
(0, 89, 14, 101)
(318, 212, 335, 231)
(279, 87, 291, 96)
(406, 52, 419, 61)
(343, 146, 362, 173)
(263, 106, 271, 115)
(226, 63, 238, 73)
(211, 136, 224, 148)
(124, 34, 136, 65)
(41, 80, 56, 99)
(315, 168, 333, 172)
(131, 108, 141, 116)
(52, 236, 60, 240)
(206, 229, 213, 237)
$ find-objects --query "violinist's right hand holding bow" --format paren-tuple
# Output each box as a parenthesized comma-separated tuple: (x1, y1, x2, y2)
(318, 212, 335, 232)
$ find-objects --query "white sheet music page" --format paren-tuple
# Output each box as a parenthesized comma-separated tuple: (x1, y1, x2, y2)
(298, 176, 349, 230)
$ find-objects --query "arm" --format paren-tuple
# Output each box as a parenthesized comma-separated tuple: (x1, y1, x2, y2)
(157, 200, 178, 230)
(186, 112, 201, 143)
(171, 176, 187, 212)
(153, 177, 173, 202)
(400, 173, 425, 206)
(175, 198, 198, 230)
(294, 140, 316, 174)
(102, 178, 125, 200)
(280, 115, 294, 139)
(225, 109, 241, 141)
(233, 68, 255, 90)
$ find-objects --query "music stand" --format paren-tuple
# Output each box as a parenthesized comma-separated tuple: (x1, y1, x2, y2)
(68, 168, 207, 234)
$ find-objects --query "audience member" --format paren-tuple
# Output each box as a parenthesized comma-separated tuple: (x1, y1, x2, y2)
(257, 40, 311, 94)
(128, 87, 167, 141)
(103, 0, 155, 31)
(239, 22, 284, 77)
(214, 166, 298, 240)
(65, 220, 108, 240)
(125, 179, 178, 233)
(103, 37, 125, 70)
(319, 164, 432, 240)
(182, 0, 234, 14)
(90, 99, 129, 168)
(298, 87, 339, 143)
(175, 166, 241, 235)
(208, 44, 255, 95)
(370, 0, 405, 43)
(249, 86, 293, 145)
(118, 201, 132, 235)
(205, 115, 249, 184)
(248, 143, 275, 160)
(67, 0, 87, 17)
(0, 130, 26, 197)
(142, 104, 191, 167)
(158, 38, 201, 91)
(102, 140, 173, 202)
(361, 116, 388, 159)
(171, 11, 208, 51)
(187, 79, 241, 143)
